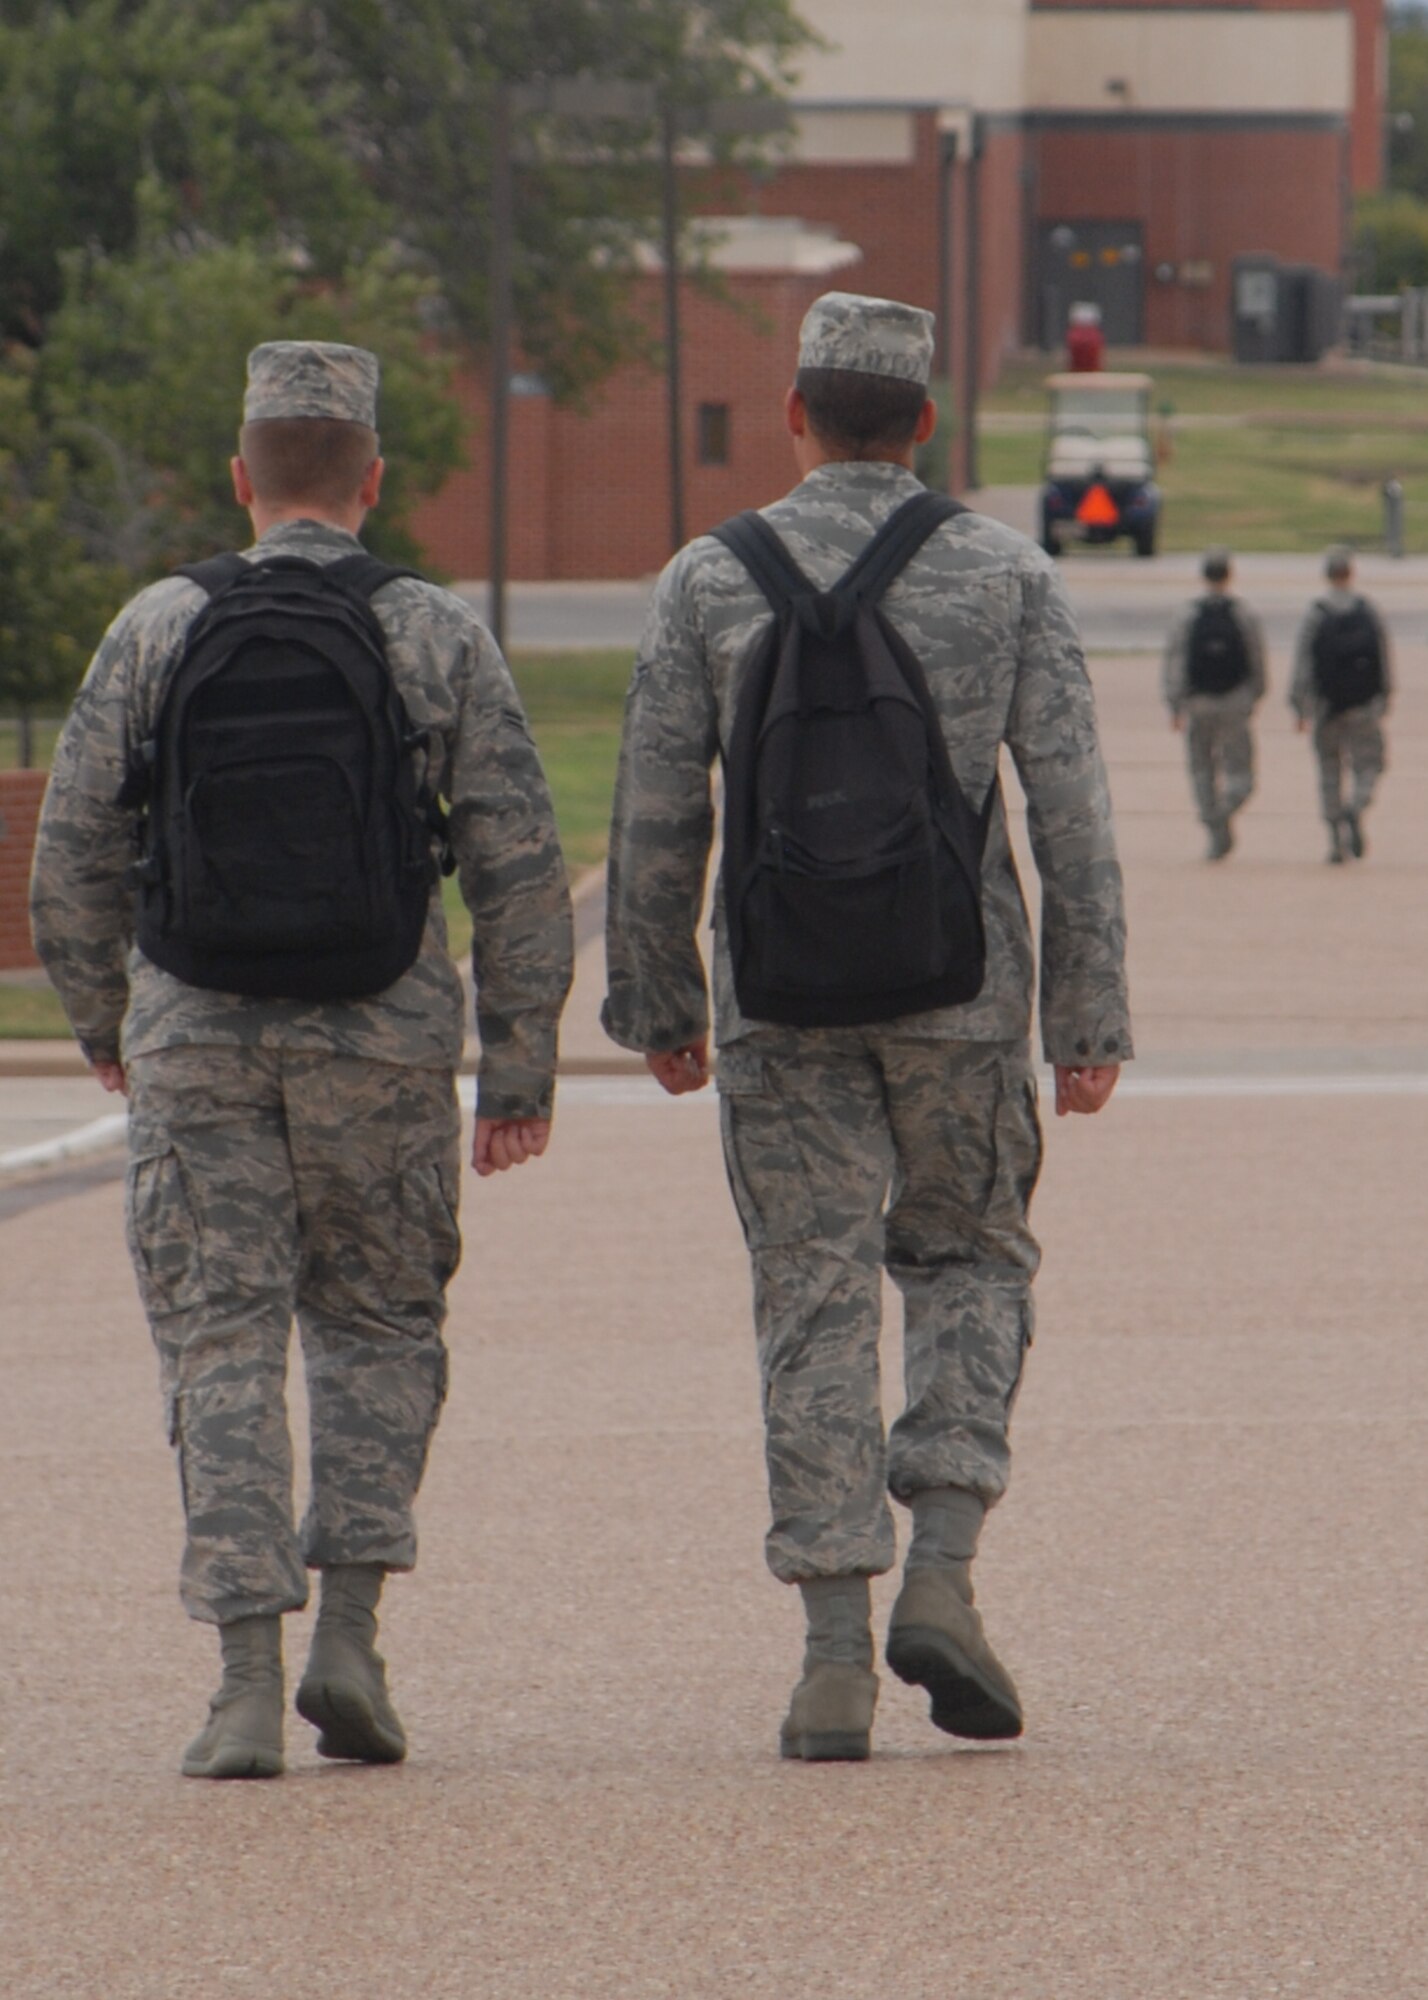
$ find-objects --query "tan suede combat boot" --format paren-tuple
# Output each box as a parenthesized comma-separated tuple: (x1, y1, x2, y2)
(181, 1615, 285, 1779)
(295, 1564, 407, 1764)
(779, 1662, 879, 1762)
(885, 1563, 1023, 1740)
(780, 1576, 878, 1762)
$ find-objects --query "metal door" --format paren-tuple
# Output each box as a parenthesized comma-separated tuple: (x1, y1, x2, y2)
(1037, 221, 1145, 348)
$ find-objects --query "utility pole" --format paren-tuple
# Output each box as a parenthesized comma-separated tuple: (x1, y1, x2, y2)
(660, 102, 686, 554)
(488, 81, 514, 653)
(486, 77, 657, 647)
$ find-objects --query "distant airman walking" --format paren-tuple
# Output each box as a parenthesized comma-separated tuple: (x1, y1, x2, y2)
(1289, 546, 1391, 864)
(1162, 549, 1267, 860)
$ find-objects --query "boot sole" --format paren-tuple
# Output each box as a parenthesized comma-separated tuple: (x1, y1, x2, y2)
(885, 1626, 1023, 1741)
(779, 1729, 871, 1762)
(295, 1676, 406, 1764)
(181, 1742, 284, 1780)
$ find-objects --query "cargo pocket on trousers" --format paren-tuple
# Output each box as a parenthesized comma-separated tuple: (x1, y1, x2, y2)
(393, 1162, 463, 1298)
(124, 1146, 207, 1318)
(716, 1047, 821, 1250)
(990, 1062, 1045, 1222)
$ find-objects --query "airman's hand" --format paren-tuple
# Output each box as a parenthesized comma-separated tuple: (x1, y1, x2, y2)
(92, 1058, 127, 1096)
(1054, 1062, 1120, 1118)
(645, 1037, 710, 1096)
(473, 1115, 551, 1176)
(1171, 714, 1185, 733)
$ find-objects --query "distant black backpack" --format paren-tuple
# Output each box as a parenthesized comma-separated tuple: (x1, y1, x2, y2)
(711, 491, 996, 1029)
(1184, 596, 1251, 695)
(1311, 597, 1385, 715)
(121, 553, 451, 1001)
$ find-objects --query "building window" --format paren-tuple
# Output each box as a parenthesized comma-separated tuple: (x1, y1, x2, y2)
(698, 402, 731, 465)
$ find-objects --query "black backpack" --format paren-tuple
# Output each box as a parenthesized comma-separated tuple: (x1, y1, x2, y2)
(1312, 597, 1385, 714)
(121, 552, 451, 1001)
(1184, 596, 1251, 695)
(711, 491, 995, 1029)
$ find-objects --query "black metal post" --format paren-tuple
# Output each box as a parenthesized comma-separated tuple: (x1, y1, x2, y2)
(660, 103, 686, 554)
(963, 119, 983, 494)
(488, 82, 512, 653)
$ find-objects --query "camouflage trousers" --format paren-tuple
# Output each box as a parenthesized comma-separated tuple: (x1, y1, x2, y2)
(1312, 708, 1385, 823)
(124, 1046, 461, 1625)
(1185, 706, 1255, 828)
(717, 1032, 1043, 1584)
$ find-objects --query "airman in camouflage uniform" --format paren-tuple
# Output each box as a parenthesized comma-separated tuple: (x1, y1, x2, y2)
(1162, 549, 1267, 860)
(31, 341, 573, 1778)
(1289, 545, 1391, 863)
(603, 291, 1131, 1760)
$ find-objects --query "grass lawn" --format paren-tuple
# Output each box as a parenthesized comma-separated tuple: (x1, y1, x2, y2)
(0, 981, 73, 1039)
(980, 356, 1428, 553)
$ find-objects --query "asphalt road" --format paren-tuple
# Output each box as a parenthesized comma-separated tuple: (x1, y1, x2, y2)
(457, 497, 1428, 656)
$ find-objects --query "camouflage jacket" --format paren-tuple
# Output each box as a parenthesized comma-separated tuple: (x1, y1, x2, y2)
(1161, 594, 1267, 717)
(30, 519, 573, 1119)
(602, 460, 1132, 1068)
(1288, 587, 1393, 723)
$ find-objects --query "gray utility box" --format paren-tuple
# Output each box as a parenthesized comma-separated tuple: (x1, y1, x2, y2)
(1231, 257, 1341, 364)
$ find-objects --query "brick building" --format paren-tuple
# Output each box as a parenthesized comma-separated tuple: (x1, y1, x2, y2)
(0, 771, 46, 970)
(412, 220, 862, 584)
(410, 0, 1385, 577)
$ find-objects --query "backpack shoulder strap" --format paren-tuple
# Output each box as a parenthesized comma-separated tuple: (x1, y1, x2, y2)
(707, 511, 811, 613)
(325, 553, 423, 599)
(840, 491, 966, 606)
(173, 553, 250, 597)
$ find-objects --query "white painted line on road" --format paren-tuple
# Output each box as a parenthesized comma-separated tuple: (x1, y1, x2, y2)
(1116, 1072, 1428, 1100)
(0, 1112, 128, 1179)
(509, 1072, 1428, 1110)
(7, 1070, 1420, 1182)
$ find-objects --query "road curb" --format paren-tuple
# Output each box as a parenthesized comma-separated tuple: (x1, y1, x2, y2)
(0, 1112, 129, 1182)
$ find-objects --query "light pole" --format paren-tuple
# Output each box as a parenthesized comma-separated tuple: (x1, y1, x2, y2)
(487, 81, 789, 638)
(658, 98, 790, 556)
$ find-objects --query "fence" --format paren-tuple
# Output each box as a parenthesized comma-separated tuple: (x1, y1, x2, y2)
(1343, 288, 1428, 366)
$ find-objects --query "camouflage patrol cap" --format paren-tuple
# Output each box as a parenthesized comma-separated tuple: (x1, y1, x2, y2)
(797, 291, 934, 387)
(1201, 547, 1232, 582)
(243, 341, 380, 427)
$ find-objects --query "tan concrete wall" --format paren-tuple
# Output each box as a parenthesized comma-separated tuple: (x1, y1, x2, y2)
(791, 0, 1030, 113)
(1027, 8, 1353, 112)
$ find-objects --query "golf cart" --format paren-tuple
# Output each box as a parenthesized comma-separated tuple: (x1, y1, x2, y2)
(1040, 371, 1160, 558)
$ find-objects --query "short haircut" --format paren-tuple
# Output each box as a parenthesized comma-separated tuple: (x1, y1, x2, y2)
(238, 417, 379, 508)
(795, 366, 927, 457)
(1201, 550, 1231, 584)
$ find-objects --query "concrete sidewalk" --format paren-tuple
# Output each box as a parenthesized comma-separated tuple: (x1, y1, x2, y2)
(3, 648, 1427, 1998)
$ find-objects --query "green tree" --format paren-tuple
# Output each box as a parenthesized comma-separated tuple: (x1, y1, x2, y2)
(0, 359, 122, 763)
(0, 0, 381, 340)
(1387, 7, 1428, 199)
(36, 236, 463, 573)
(1353, 189, 1428, 292)
(295, 0, 814, 400)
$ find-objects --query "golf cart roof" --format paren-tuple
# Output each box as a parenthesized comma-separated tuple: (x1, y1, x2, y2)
(1045, 372, 1154, 393)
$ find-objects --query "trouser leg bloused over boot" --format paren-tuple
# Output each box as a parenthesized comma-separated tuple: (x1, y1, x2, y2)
(1313, 710, 1385, 838)
(1186, 707, 1255, 833)
(125, 1047, 460, 1625)
(717, 1031, 1043, 1586)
